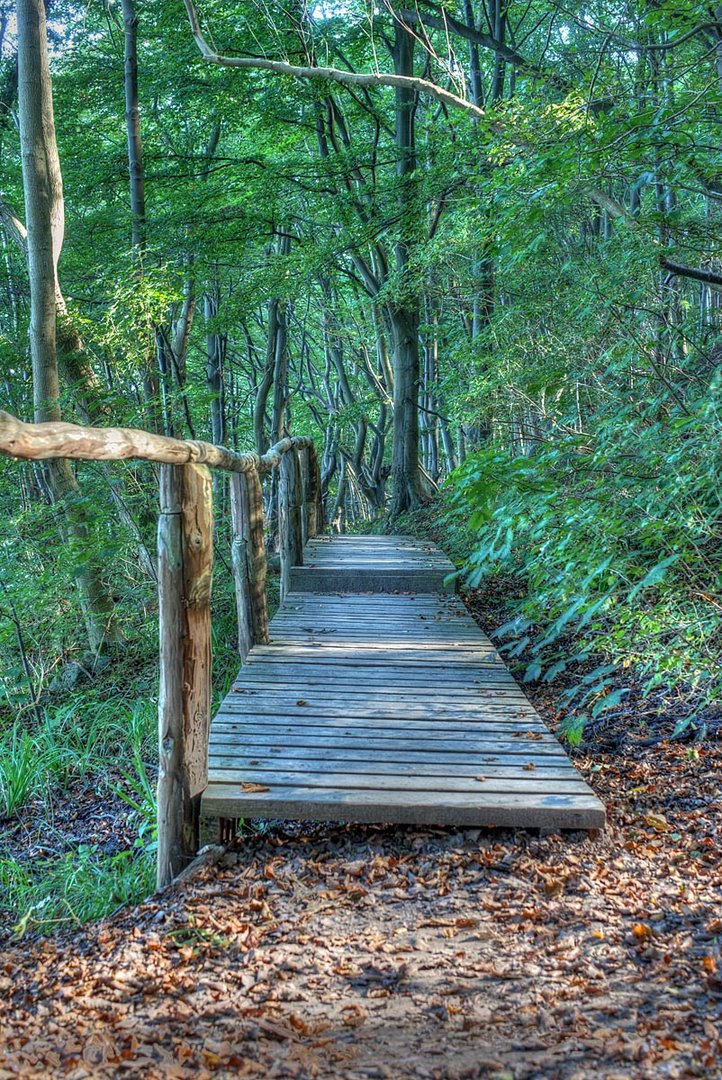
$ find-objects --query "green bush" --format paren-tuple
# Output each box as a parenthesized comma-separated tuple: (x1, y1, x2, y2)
(447, 383, 721, 742)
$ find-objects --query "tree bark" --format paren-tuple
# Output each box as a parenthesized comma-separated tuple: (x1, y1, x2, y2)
(388, 19, 429, 518)
(279, 449, 304, 601)
(204, 284, 226, 445)
(120, 0, 146, 254)
(17, 0, 119, 652)
(156, 462, 213, 888)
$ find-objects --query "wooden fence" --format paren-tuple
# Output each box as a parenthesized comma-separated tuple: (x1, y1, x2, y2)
(0, 411, 322, 887)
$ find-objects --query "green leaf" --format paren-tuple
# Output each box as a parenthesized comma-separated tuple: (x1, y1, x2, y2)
(628, 555, 681, 601)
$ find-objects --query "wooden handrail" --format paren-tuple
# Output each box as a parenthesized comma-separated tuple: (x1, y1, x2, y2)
(0, 409, 322, 887)
(0, 409, 312, 475)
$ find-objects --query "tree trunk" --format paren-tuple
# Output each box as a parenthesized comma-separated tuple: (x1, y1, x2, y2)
(204, 284, 226, 445)
(120, 0, 161, 430)
(388, 19, 428, 518)
(279, 449, 303, 601)
(17, 0, 119, 652)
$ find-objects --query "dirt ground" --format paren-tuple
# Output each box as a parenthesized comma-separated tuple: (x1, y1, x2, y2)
(1, 731, 720, 1079)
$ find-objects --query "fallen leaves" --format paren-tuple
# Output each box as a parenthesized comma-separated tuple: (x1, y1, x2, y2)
(240, 783, 270, 793)
(644, 812, 671, 833)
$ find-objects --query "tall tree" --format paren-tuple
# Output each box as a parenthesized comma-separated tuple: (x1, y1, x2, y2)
(17, 0, 119, 652)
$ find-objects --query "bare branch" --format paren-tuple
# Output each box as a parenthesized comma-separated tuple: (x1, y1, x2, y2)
(660, 257, 722, 291)
(182, 0, 485, 121)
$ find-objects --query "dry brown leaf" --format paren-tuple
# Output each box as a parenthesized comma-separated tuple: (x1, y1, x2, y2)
(644, 813, 671, 833)
(241, 782, 270, 793)
(542, 877, 565, 897)
(341, 1005, 367, 1028)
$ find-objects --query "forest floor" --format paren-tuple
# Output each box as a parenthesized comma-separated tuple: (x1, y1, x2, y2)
(1, 585, 720, 1079)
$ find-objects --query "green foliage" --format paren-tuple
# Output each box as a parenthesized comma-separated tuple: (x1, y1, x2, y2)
(0, 696, 158, 933)
(0, 724, 43, 819)
(447, 369, 721, 732)
(2, 846, 155, 937)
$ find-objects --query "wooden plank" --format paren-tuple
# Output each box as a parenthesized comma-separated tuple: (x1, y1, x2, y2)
(288, 568, 456, 594)
(206, 769, 591, 794)
(208, 732, 566, 756)
(229, 683, 530, 699)
(202, 783, 606, 830)
(201, 534, 605, 833)
(211, 723, 560, 745)
(209, 749, 571, 770)
(215, 706, 542, 725)
(210, 730, 564, 750)
(237, 658, 520, 678)
(220, 694, 538, 712)
(211, 725, 561, 745)
(234, 679, 519, 695)
(250, 646, 504, 662)
(208, 753, 575, 775)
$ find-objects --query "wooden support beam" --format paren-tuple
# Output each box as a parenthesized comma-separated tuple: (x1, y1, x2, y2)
(279, 448, 304, 601)
(307, 443, 323, 538)
(299, 446, 310, 548)
(230, 466, 269, 660)
(156, 462, 213, 889)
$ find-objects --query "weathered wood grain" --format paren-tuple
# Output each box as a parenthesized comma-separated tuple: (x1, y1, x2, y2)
(230, 468, 269, 658)
(201, 535, 606, 832)
(203, 783, 606, 830)
(157, 463, 213, 888)
(279, 448, 303, 601)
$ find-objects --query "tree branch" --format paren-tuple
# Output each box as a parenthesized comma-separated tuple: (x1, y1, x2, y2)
(182, 0, 485, 121)
(660, 256, 722, 290)
(0, 193, 28, 256)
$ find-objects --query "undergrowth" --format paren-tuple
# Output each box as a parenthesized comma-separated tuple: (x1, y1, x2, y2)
(400, 383, 722, 748)
(0, 564, 245, 937)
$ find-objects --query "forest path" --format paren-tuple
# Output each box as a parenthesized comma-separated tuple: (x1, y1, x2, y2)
(201, 535, 604, 837)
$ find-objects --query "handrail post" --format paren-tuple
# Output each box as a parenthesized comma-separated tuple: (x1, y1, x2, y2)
(156, 462, 213, 888)
(230, 465, 269, 660)
(299, 446, 310, 548)
(307, 443, 323, 538)
(279, 448, 304, 601)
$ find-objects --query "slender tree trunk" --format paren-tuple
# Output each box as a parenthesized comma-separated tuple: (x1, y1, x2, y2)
(17, 0, 119, 652)
(204, 282, 226, 445)
(253, 298, 277, 455)
(120, 0, 161, 429)
(388, 20, 428, 518)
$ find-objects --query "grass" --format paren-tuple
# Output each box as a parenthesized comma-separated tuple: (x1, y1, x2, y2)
(0, 576, 244, 938)
(0, 696, 158, 937)
(2, 846, 156, 937)
(0, 723, 44, 819)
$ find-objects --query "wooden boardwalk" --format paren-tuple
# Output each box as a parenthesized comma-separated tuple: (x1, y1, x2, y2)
(202, 536, 605, 834)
